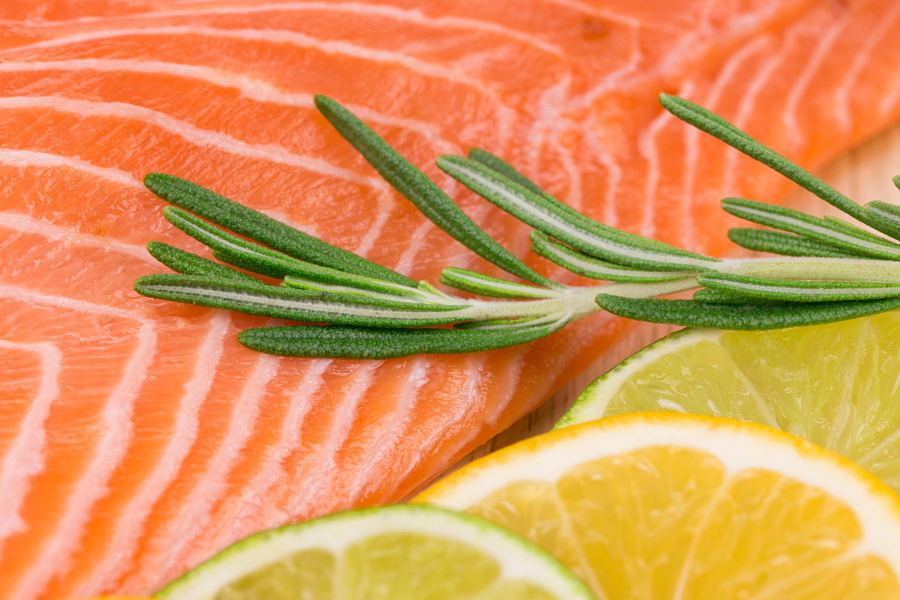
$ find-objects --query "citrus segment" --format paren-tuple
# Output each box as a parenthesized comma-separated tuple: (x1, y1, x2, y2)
(559, 314, 900, 494)
(416, 412, 900, 599)
(157, 504, 596, 600)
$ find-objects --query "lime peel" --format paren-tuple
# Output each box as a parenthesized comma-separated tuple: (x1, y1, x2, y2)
(158, 504, 597, 600)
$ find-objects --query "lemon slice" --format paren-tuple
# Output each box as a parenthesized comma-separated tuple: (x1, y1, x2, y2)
(157, 504, 597, 600)
(559, 314, 900, 493)
(415, 412, 900, 599)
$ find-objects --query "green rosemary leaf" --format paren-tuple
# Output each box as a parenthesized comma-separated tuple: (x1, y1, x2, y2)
(659, 94, 891, 234)
(164, 206, 436, 300)
(417, 281, 453, 299)
(164, 206, 310, 279)
(144, 173, 416, 287)
(723, 256, 900, 284)
(146, 241, 265, 285)
(314, 95, 557, 289)
(440, 267, 560, 299)
(440, 154, 712, 260)
(208, 250, 292, 279)
(530, 231, 696, 282)
(721, 198, 900, 260)
(596, 293, 900, 330)
(727, 228, 867, 258)
(237, 314, 569, 359)
(452, 311, 569, 330)
(134, 274, 471, 327)
(691, 288, 778, 305)
(468, 148, 546, 196)
(659, 95, 756, 144)
(822, 215, 892, 244)
(452, 316, 533, 329)
(281, 274, 441, 304)
(698, 272, 900, 302)
(864, 201, 900, 240)
(437, 155, 717, 271)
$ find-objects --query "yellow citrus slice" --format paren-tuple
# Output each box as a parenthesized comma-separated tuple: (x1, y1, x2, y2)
(558, 314, 900, 493)
(415, 412, 900, 599)
(157, 504, 597, 599)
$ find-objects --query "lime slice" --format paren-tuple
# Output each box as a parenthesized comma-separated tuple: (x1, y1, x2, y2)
(416, 412, 900, 599)
(157, 504, 597, 600)
(558, 313, 900, 492)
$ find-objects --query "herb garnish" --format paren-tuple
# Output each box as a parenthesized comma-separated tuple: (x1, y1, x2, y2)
(134, 94, 900, 358)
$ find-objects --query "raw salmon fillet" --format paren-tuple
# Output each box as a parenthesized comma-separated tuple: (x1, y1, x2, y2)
(2, 0, 900, 597)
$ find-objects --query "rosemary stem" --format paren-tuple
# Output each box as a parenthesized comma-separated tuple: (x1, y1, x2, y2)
(720, 257, 900, 283)
(446, 277, 700, 324)
(599, 277, 700, 300)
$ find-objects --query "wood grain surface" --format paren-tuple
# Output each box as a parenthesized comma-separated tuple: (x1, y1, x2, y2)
(455, 123, 900, 469)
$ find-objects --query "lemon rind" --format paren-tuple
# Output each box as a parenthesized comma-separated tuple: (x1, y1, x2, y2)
(418, 412, 900, 579)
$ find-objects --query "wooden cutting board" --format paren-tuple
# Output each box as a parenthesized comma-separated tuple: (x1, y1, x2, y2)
(457, 124, 900, 466)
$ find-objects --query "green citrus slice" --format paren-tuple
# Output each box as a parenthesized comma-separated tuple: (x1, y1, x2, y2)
(558, 313, 900, 492)
(157, 504, 597, 600)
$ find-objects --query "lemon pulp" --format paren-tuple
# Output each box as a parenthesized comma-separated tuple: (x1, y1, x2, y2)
(417, 412, 900, 599)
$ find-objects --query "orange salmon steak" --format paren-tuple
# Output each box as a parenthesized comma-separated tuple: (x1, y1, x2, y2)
(2, 0, 900, 598)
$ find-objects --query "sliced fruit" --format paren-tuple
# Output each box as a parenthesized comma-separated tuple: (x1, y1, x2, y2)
(415, 412, 900, 599)
(558, 314, 900, 493)
(157, 504, 597, 600)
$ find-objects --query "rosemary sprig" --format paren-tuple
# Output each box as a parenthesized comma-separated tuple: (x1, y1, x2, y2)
(134, 93, 900, 358)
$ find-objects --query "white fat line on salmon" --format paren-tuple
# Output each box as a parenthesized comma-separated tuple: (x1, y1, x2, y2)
(526, 76, 583, 213)
(582, 113, 624, 228)
(880, 56, 900, 115)
(722, 40, 787, 193)
(680, 39, 768, 253)
(5, 26, 496, 95)
(0, 147, 141, 189)
(637, 90, 679, 242)
(231, 358, 331, 531)
(384, 352, 488, 500)
(391, 218, 438, 276)
(0, 285, 147, 321)
(287, 361, 381, 515)
(4, 25, 522, 153)
(348, 356, 430, 499)
(837, 1, 900, 128)
(395, 338, 534, 503)
(572, 23, 642, 108)
(399, 340, 531, 501)
(0, 94, 400, 257)
(0, 292, 157, 600)
(160, 351, 282, 578)
(0, 59, 462, 154)
(0, 96, 388, 191)
(783, 13, 850, 139)
(26, 1, 567, 57)
(78, 311, 231, 594)
(0, 213, 151, 263)
(0, 341, 61, 541)
(538, 0, 640, 27)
